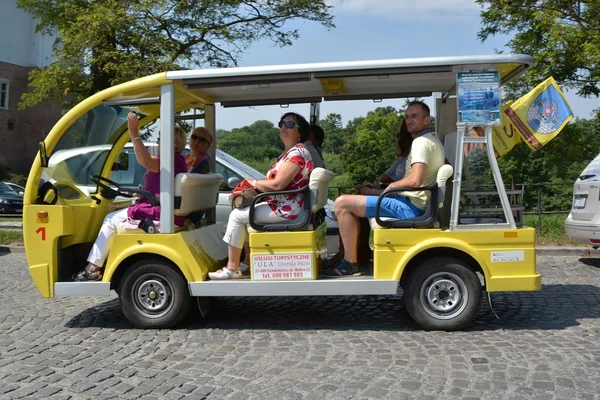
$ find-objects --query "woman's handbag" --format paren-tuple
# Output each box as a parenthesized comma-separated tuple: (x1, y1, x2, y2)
(231, 179, 260, 209)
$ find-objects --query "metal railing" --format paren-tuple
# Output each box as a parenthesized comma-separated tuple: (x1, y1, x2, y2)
(521, 182, 572, 232)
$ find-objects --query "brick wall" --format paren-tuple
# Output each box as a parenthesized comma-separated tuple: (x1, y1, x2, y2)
(0, 61, 62, 175)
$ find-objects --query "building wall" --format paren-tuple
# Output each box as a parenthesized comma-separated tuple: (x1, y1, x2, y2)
(0, 1, 61, 175)
(0, 62, 60, 175)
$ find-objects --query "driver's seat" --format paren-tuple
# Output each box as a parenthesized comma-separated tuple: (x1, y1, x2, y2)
(174, 172, 223, 216)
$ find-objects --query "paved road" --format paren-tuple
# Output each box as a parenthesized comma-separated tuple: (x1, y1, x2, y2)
(0, 253, 599, 399)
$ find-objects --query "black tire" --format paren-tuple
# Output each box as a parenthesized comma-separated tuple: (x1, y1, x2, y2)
(119, 259, 191, 329)
(403, 257, 482, 331)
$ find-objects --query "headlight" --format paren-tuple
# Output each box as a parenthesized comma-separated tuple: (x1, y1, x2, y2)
(0, 199, 8, 204)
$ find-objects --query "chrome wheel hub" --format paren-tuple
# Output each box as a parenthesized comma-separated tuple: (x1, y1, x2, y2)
(420, 272, 468, 320)
(133, 276, 173, 317)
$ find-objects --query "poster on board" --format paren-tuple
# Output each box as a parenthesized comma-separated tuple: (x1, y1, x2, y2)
(457, 71, 501, 125)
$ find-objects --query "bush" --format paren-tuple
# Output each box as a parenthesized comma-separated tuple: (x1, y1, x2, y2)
(0, 165, 27, 186)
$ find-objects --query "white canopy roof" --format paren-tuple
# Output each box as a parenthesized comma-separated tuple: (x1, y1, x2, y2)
(166, 54, 534, 107)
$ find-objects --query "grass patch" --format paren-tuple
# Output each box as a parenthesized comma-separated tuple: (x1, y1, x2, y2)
(523, 213, 578, 246)
(0, 230, 23, 245)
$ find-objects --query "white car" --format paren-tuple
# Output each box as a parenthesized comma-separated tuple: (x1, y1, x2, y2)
(45, 143, 339, 252)
(565, 152, 600, 247)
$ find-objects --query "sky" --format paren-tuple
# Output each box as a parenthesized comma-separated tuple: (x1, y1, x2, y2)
(211, 0, 598, 131)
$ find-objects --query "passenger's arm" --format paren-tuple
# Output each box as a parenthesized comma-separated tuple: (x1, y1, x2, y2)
(253, 161, 301, 192)
(387, 162, 427, 189)
(128, 112, 159, 173)
(357, 185, 386, 196)
(379, 173, 393, 183)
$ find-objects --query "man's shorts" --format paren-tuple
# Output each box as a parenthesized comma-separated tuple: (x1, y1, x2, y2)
(364, 195, 424, 219)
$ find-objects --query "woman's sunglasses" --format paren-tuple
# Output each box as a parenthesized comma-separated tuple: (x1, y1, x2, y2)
(191, 134, 209, 143)
(278, 120, 299, 129)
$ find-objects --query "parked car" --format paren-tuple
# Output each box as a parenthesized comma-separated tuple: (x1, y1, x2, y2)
(0, 182, 23, 213)
(3, 182, 25, 196)
(45, 143, 340, 252)
(565, 152, 600, 247)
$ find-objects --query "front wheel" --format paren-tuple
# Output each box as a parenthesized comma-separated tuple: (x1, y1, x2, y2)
(119, 259, 191, 328)
(404, 257, 482, 331)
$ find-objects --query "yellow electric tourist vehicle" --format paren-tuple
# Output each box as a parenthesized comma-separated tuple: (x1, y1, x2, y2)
(24, 55, 541, 331)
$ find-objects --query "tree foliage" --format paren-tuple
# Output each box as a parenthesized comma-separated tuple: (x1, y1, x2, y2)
(476, 0, 600, 97)
(217, 120, 281, 171)
(319, 113, 346, 154)
(17, 0, 334, 109)
(341, 109, 401, 184)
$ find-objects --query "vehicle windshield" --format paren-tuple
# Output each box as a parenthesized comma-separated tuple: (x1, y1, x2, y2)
(0, 182, 20, 196)
(52, 104, 132, 155)
(44, 105, 143, 188)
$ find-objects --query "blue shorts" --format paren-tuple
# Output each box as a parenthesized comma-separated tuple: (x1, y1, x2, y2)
(364, 195, 424, 219)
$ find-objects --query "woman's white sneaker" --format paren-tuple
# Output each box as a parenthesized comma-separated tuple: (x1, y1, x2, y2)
(208, 268, 242, 280)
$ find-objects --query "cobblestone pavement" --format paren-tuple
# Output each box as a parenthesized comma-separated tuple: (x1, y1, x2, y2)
(0, 253, 599, 400)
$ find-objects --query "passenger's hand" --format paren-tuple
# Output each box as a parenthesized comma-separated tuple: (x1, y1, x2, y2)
(356, 184, 371, 195)
(356, 183, 373, 194)
(357, 183, 385, 196)
(127, 112, 140, 138)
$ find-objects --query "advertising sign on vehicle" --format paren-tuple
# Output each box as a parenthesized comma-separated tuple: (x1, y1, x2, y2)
(457, 71, 501, 125)
(251, 253, 314, 280)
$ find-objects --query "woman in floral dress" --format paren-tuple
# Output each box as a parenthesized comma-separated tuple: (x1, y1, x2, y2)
(209, 112, 314, 280)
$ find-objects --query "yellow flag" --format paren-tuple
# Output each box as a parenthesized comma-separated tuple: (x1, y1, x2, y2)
(492, 102, 521, 158)
(504, 77, 574, 151)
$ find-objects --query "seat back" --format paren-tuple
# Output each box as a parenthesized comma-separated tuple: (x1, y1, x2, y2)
(174, 172, 223, 216)
(436, 164, 453, 209)
(309, 168, 335, 213)
(248, 168, 335, 232)
(443, 131, 459, 168)
(370, 164, 453, 229)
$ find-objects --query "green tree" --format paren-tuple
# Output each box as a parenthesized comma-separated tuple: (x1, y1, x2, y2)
(344, 116, 365, 136)
(319, 113, 346, 154)
(466, 147, 489, 184)
(217, 120, 281, 171)
(342, 110, 402, 184)
(17, 0, 334, 109)
(368, 106, 397, 116)
(476, 0, 600, 97)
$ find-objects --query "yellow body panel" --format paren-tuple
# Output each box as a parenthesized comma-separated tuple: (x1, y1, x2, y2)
(103, 224, 227, 284)
(373, 227, 540, 291)
(248, 223, 328, 280)
(25, 189, 115, 297)
(24, 205, 75, 297)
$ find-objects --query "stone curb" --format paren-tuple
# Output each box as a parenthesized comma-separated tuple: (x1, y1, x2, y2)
(0, 224, 22, 230)
(0, 245, 25, 253)
(536, 246, 595, 256)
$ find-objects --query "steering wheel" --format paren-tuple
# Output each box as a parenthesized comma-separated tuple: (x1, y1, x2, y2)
(91, 175, 134, 200)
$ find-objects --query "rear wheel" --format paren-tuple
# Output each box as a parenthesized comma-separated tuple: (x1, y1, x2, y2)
(404, 257, 482, 331)
(120, 259, 191, 328)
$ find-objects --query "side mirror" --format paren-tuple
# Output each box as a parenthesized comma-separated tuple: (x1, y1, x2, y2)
(227, 177, 241, 189)
(39, 142, 49, 168)
(112, 151, 129, 171)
